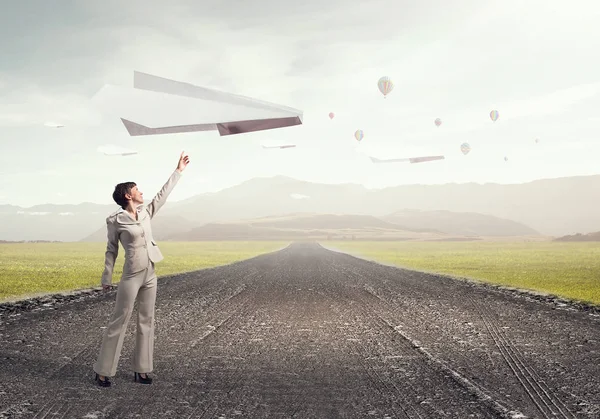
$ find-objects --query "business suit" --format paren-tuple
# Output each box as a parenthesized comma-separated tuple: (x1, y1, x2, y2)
(93, 169, 182, 378)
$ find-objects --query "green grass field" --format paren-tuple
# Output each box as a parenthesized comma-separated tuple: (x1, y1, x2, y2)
(0, 241, 289, 302)
(325, 241, 600, 306)
(2, 241, 599, 307)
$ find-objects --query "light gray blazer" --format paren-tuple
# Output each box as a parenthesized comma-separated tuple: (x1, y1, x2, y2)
(101, 170, 182, 286)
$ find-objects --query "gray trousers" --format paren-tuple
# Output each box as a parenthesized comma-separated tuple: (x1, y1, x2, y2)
(93, 261, 157, 377)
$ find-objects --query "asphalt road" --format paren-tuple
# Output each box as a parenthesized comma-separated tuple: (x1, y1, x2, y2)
(0, 242, 599, 418)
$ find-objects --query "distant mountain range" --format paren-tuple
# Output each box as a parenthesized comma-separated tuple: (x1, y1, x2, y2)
(81, 211, 538, 242)
(1, 174, 598, 242)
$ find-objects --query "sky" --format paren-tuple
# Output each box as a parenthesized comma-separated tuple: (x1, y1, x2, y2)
(1, 0, 600, 207)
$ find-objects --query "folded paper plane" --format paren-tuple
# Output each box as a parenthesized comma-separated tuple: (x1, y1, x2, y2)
(121, 116, 301, 137)
(97, 144, 138, 156)
(262, 144, 296, 149)
(91, 71, 303, 137)
(44, 122, 64, 128)
(369, 155, 445, 164)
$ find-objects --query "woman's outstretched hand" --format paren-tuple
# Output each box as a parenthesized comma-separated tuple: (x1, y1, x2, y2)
(176, 151, 190, 173)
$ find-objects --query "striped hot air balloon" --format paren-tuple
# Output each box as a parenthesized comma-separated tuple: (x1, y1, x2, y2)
(329, 112, 335, 119)
(460, 142, 471, 155)
(354, 129, 364, 142)
(434, 118, 442, 127)
(490, 110, 499, 122)
(377, 76, 394, 98)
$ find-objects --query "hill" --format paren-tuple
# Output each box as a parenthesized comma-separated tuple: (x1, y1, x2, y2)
(381, 209, 540, 237)
(79, 215, 199, 242)
(242, 213, 433, 231)
(1, 174, 597, 241)
(0, 203, 115, 242)
(554, 231, 600, 242)
(164, 212, 534, 241)
(160, 174, 599, 237)
(82, 213, 445, 242)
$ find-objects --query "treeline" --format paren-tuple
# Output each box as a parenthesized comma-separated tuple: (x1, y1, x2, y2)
(554, 232, 600, 242)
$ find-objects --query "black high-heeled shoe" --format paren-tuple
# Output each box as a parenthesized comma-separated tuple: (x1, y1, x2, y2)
(94, 373, 111, 387)
(133, 372, 153, 384)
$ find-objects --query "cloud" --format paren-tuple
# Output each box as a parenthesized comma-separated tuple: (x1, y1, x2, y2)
(16, 211, 51, 216)
(0, 0, 536, 137)
(0, 0, 487, 116)
(0, 79, 104, 127)
(2, 0, 600, 207)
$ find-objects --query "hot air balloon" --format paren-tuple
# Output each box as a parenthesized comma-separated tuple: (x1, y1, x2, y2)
(490, 110, 499, 122)
(377, 76, 394, 98)
(354, 130, 364, 142)
(329, 112, 335, 120)
(535, 138, 539, 143)
(460, 142, 471, 155)
(434, 118, 442, 127)
(504, 156, 508, 161)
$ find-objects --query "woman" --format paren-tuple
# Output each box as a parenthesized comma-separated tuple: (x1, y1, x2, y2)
(93, 151, 190, 387)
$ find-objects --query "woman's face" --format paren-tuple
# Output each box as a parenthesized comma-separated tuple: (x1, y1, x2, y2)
(126, 185, 144, 205)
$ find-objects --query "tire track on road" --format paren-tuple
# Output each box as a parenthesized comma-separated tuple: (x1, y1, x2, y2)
(313, 287, 420, 419)
(329, 259, 526, 418)
(471, 298, 577, 419)
(313, 259, 420, 418)
(173, 268, 281, 419)
(330, 251, 582, 418)
(362, 288, 525, 418)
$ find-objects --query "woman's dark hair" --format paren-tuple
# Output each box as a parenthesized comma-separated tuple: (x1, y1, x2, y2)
(112, 182, 136, 209)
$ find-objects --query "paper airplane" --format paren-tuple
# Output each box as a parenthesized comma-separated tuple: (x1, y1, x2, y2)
(44, 122, 64, 128)
(91, 71, 303, 137)
(97, 144, 138, 156)
(369, 155, 445, 164)
(121, 116, 301, 137)
(262, 144, 296, 149)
